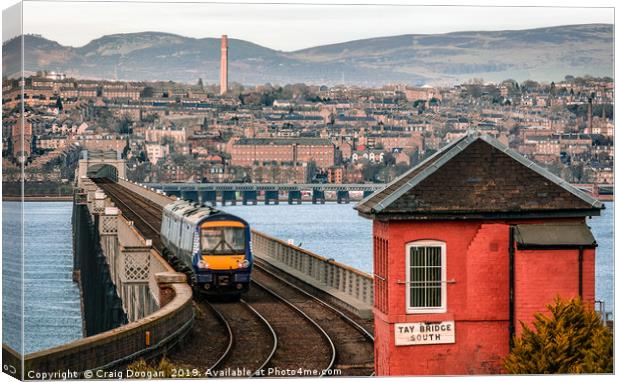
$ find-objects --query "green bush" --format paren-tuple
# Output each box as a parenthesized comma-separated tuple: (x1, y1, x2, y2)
(504, 298, 613, 374)
(126, 357, 178, 377)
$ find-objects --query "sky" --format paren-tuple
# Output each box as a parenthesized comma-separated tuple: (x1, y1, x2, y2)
(2, 0, 613, 51)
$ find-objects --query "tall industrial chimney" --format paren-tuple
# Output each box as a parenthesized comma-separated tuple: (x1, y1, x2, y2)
(220, 35, 228, 95)
(587, 97, 593, 133)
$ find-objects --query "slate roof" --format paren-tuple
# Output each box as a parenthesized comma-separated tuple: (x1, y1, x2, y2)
(355, 133, 603, 220)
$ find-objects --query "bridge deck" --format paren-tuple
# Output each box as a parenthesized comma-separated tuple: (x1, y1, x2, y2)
(91, 178, 375, 376)
(146, 182, 386, 192)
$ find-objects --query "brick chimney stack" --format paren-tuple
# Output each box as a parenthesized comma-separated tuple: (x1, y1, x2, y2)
(220, 35, 228, 95)
(587, 97, 593, 133)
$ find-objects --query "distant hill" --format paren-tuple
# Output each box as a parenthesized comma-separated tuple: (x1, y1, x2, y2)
(2, 24, 613, 85)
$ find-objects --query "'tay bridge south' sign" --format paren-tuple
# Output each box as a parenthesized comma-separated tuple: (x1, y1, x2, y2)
(394, 321, 456, 346)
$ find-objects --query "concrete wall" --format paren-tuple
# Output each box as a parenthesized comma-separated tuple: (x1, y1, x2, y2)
(117, 178, 174, 208)
(251, 230, 373, 318)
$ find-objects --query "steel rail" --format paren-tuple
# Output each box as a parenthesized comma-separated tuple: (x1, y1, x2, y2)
(94, 179, 162, 239)
(204, 301, 235, 374)
(92, 178, 340, 376)
(250, 280, 337, 377)
(253, 259, 374, 343)
(205, 299, 278, 378)
(240, 299, 279, 378)
(94, 179, 267, 377)
(94, 179, 163, 229)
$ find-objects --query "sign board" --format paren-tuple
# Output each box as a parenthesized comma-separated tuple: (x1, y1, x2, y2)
(394, 321, 455, 346)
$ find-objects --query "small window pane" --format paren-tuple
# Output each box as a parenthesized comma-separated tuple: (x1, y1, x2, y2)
(408, 244, 444, 311)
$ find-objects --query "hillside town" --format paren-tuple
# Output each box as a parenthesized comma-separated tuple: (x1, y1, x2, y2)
(2, 70, 614, 189)
(0, 5, 616, 377)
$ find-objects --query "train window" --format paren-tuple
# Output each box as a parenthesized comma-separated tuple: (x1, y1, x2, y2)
(201, 227, 245, 254)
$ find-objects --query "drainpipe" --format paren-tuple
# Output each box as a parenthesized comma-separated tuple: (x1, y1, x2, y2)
(578, 246, 584, 299)
(508, 225, 516, 349)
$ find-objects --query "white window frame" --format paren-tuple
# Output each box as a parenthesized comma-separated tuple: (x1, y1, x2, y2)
(405, 240, 447, 314)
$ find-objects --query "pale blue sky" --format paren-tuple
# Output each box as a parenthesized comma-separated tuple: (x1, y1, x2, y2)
(7, 0, 616, 50)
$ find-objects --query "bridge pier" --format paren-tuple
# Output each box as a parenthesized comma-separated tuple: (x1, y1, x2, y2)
(265, 190, 279, 205)
(200, 191, 217, 206)
(146, 183, 385, 205)
(337, 190, 350, 204)
(288, 190, 302, 204)
(312, 189, 326, 204)
(221, 190, 237, 206)
(242, 190, 258, 205)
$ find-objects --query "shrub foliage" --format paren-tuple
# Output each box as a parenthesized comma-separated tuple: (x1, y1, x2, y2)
(126, 357, 178, 377)
(504, 298, 613, 374)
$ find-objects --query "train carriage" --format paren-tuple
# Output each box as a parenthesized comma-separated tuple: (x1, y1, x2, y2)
(161, 200, 252, 295)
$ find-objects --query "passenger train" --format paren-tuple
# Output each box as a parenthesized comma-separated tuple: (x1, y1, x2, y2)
(160, 200, 252, 295)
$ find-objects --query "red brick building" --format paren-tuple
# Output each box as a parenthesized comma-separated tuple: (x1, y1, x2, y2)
(230, 138, 336, 168)
(356, 133, 602, 376)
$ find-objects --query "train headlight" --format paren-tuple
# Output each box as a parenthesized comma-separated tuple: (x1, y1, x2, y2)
(197, 260, 209, 269)
(238, 259, 250, 269)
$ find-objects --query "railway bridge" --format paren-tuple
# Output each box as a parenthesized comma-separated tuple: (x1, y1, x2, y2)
(146, 181, 612, 206)
(4, 154, 375, 379)
(146, 182, 386, 205)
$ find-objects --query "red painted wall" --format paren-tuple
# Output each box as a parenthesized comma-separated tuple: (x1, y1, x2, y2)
(373, 217, 594, 376)
(514, 247, 596, 336)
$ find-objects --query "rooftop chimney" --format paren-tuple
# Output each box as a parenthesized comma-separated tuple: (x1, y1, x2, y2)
(220, 35, 228, 96)
(587, 97, 593, 133)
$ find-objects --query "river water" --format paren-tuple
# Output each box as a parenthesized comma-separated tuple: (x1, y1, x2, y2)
(222, 202, 615, 317)
(1, 200, 614, 354)
(2, 202, 83, 354)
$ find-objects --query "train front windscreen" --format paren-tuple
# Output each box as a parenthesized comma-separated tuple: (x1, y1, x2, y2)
(200, 225, 246, 255)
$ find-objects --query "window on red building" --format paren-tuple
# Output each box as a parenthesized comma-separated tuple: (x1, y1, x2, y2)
(406, 240, 446, 314)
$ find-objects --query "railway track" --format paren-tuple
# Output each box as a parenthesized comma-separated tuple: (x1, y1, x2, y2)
(93, 178, 164, 251)
(88, 178, 374, 377)
(205, 298, 277, 377)
(244, 280, 336, 377)
(251, 261, 375, 376)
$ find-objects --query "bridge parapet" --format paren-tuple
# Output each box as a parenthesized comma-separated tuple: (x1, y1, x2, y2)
(23, 280, 192, 376)
(90, 187, 167, 322)
(117, 177, 175, 208)
(251, 230, 374, 318)
(147, 182, 386, 193)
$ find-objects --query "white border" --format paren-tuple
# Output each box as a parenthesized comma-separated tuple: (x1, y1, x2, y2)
(405, 240, 447, 314)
